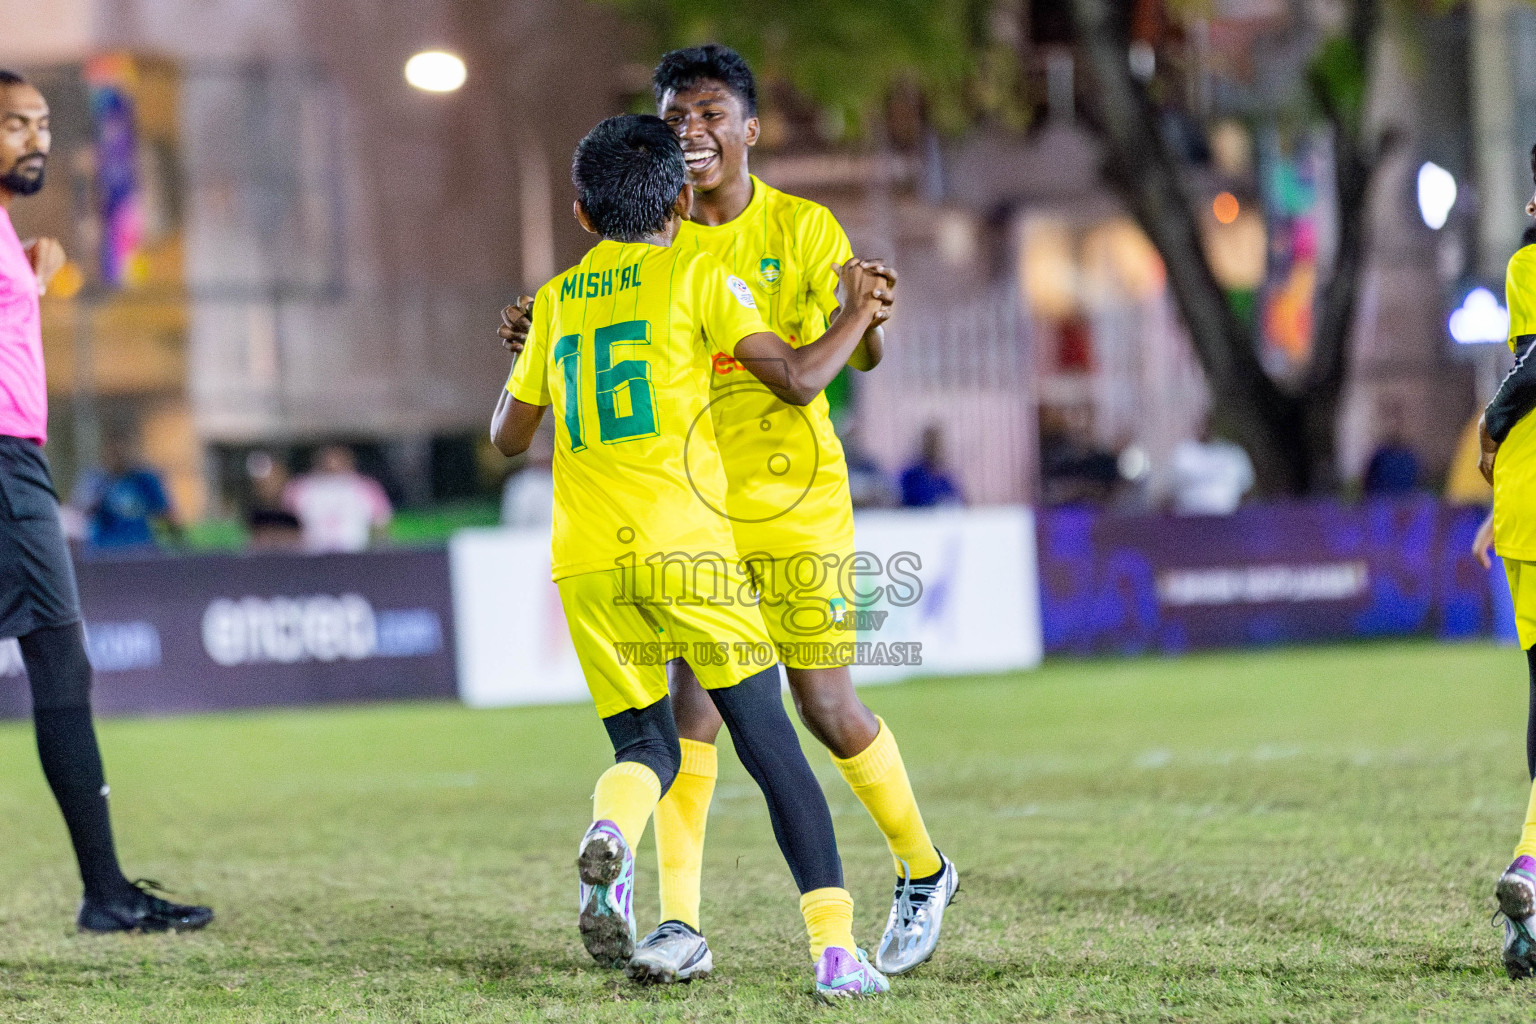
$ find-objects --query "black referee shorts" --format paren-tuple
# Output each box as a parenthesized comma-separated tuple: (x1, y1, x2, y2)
(0, 436, 83, 640)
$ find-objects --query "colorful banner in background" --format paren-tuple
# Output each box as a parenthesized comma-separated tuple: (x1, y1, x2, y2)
(1260, 130, 1329, 370)
(1037, 497, 1511, 656)
(84, 54, 146, 289)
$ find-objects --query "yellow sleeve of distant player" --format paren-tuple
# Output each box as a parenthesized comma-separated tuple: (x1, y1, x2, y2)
(796, 204, 855, 323)
(692, 254, 771, 357)
(1508, 246, 1536, 345)
(506, 287, 553, 406)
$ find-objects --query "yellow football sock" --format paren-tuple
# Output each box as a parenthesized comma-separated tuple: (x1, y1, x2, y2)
(592, 761, 661, 851)
(654, 739, 717, 931)
(800, 887, 856, 961)
(1516, 777, 1536, 861)
(831, 717, 942, 879)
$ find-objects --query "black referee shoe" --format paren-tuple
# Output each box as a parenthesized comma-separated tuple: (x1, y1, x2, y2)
(77, 879, 214, 934)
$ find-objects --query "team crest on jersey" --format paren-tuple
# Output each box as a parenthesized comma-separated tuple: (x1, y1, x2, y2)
(757, 256, 782, 293)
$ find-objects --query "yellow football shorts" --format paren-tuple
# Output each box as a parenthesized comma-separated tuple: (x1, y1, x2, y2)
(745, 548, 860, 670)
(1506, 557, 1536, 650)
(557, 559, 778, 718)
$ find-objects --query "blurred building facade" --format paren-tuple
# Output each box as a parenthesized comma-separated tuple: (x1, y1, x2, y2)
(0, 0, 1519, 518)
(3, 0, 632, 516)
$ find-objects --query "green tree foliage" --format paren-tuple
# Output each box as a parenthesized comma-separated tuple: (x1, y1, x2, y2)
(595, 0, 1018, 137)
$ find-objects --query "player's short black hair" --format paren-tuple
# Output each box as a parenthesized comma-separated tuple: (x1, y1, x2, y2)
(0, 70, 27, 87)
(571, 114, 687, 243)
(652, 44, 757, 116)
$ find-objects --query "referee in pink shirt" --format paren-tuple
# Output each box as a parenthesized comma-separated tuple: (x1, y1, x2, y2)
(0, 70, 210, 932)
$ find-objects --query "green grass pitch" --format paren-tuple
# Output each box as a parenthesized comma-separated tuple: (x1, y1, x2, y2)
(0, 640, 1533, 1021)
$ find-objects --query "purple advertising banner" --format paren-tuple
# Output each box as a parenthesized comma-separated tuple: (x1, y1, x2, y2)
(0, 549, 456, 717)
(1038, 497, 1509, 656)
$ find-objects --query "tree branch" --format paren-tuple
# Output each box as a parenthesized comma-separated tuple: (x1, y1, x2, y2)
(1299, 0, 1384, 486)
(1068, 0, 1305, 491)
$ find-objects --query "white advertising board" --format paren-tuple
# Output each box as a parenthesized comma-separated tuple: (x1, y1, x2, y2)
(846, 506, 1043, 684)
(449, 528, 588, 708)
(450, 506, 1043, 708)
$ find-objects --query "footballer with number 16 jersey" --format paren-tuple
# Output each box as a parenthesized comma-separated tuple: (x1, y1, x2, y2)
(491, 113, 894, 997)
(501, 45, 956, 984)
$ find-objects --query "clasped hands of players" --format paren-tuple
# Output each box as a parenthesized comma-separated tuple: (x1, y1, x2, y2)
(496, 257, 898, 356)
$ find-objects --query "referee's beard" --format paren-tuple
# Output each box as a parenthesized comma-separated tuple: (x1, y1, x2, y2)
(0, 154, 46, 197)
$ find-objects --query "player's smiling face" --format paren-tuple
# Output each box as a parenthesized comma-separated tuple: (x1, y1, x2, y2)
(659, 79, 758, 194)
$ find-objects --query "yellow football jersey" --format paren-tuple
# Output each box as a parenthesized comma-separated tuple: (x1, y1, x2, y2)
(1497, 245, 1536, 560)
(508, 239, 771, 580)
(673, 176, 857, 557)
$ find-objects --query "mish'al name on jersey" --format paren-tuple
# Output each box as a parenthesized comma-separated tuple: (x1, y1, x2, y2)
(673, 175, 857, 556)
(507, 239, 771, 580)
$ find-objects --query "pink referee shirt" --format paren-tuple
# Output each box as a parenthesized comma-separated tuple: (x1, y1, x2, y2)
(0, 206, 46, 444)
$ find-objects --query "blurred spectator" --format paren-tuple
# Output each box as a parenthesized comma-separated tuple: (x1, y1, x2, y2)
(1446, 411, 1494, 507)
(899, 425, 962, 508)
(1169, 421, 1254, 515)
(841, 424, 894, 509)
(1039, 405, 1120, 505)
(283, 445, 392, 553)
(244, 451, 302, 550)
(500, 455, 554, 529)
(1362, 402, 1421, 496)
(72, 436, 178, 552)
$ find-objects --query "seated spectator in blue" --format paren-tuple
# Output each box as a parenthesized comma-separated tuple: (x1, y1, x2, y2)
(74, 436, 177, 552)
(1363, 402, 1421, 496)
(899, 425, 962, 508)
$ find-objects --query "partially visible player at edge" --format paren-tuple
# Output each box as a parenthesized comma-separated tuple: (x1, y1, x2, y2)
(0, 70, 212, 932)
(500, 44, 955, 983)
(491, 113, 892, 997)
(1481, 143, 1536, 981)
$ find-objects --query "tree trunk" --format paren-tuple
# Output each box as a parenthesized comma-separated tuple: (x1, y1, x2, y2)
(1067, 0, 1380, 496)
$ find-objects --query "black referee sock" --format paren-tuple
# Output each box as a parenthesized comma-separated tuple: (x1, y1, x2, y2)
(20, 624, 132, 903)
(33, 708, 131, 901)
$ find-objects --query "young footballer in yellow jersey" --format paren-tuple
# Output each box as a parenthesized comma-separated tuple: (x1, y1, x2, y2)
(498, 46, 951, 982)
(1486, 145, 1536, 982)
(490, 114, 892, 997)
(650, 45, 954, 980)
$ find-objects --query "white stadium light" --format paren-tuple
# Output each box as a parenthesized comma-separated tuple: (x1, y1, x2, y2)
(1448, 287, 1509, 344)
(405, 51, 467, 93)
(1417, 161, 1457, 230)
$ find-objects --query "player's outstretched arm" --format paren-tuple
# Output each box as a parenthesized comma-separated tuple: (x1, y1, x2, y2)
(733, 257, 887, 406)
(491, 391, 546, 457)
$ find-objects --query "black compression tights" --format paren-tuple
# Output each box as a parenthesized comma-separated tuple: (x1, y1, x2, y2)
(602, 694, 681, 795)
(1528, 648, 1536, 780)
(19, 622, 130, 901)
(707, 666, 843, 894)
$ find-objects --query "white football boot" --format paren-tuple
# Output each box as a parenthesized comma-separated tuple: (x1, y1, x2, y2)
(874, 852, 959, 975)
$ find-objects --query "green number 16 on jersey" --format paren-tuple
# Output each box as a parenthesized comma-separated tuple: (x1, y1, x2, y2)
(552, 319, 659, 452)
